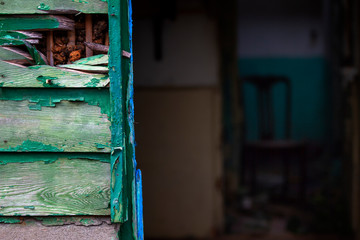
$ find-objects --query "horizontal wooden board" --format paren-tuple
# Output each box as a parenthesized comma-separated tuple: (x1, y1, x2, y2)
(58, 64, 109, 73)
(0, 100, 111, 152)
(0, 158, 110, 216)
(0, 0, 108, 14)
(0, 47, 33, 64)
(73, 54, 108, 66)
(0, 61, 109, 88)
(0, 15, 74, 31)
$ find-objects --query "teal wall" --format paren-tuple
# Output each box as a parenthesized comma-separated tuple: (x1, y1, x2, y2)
(239, 57, 330, 142)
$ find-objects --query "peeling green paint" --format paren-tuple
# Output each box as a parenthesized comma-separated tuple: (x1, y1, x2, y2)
(34, 217, 106, 226)
(36, 76, 62, 87)
(0, 16, 60, 31)
(0, 38, 26, 46)
(79, 218, 96, 225)
(74, 54, 108, 65)
(37, 3, 50, 10)
(72, 0, 89, 3)
(85, 78, 101, 87)
(0, 217, 21, 224)
(24, 206, 35, 210)
(0, 153, 110, 165)
(0, 88, 110, 117)
(23, 41, 47, 65)
(96, 143, 110, 149)
(0, 140, 64, 152)
(0, 31, 28, 39)
(35, 217, 67, 226)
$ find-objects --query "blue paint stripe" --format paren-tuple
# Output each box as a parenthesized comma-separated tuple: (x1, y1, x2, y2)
(127, 0, 144, 239)
(136, 169, 144, 240)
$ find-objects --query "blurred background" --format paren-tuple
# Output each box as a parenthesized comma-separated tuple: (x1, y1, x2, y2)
(132, 0, 359, 239)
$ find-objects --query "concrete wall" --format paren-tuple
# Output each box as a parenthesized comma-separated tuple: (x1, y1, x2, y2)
(0, 217, 119, 240)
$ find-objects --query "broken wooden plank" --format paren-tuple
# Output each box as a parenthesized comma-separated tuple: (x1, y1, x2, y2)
(84, 42, 109, 53)
(0, 100, 111, 152)
(0, 0, 108, 14)
(0, 157, 110, 216)
(0, 47, 33, 65)
(0, 31, 42, 47)
(58, 64, 108, 73)
(0, 61, 110, 88)
(0, 15, 75, 31)
(73, 54, 108, 65)
(0, 38, 39, 46)
(15, 31, 43, 39)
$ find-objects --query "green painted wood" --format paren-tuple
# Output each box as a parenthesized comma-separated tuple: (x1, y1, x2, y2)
(0, 31, 42, 47)
(0, 30, 39, 39)
(0, 100, 111, 152)
(73, 54, 108, 66)
(0, 47, 33, 64)
(0, 15, 74, 31)
(0, 61, 110, 88)
(0, 0, 108, 14)
(0, 158, 110, 216)
(0, 38, 32, 46)
(58, 64, 109, 73)
(108, 0, 125, 223)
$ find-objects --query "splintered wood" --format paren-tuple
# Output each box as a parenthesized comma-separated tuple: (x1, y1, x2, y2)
(0, 13, 109, 77)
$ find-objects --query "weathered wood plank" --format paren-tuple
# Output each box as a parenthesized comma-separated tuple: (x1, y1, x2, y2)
(0, 100, 111, 152)
(0, 30, 42, 40)
(0, 15, 74, 31)
(58, 64, 109, 73)
(0, 47, 33, 64)
(85, 15, 93, 57)
(15, 31, 43, 39)
(0, 0, 108, 14)
(0, 158, 110, 216)
(0, 31, 42, 46)
(0, 38, 39, 46)
(84, 41, 109, 53)
(0, 61, 109, 88)
(73, 54, 108, 65)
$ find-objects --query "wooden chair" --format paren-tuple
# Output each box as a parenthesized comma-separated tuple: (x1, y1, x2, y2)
(241, 76, 307, 201)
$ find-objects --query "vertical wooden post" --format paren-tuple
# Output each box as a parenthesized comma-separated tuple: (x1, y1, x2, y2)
(85, 14, 93, 57)
(108, 0, 143, 238)
(68, 31, 76, 46)
(105, 32, 110, 46)
(67, 30, 76, 64)
(46, 31, 54, 66)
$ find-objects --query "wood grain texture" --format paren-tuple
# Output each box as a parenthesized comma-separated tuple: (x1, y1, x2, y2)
(0, 0, 108, 14)
(0, 100, 111, 152)
(0, 47, 33, 64)
(85, 15, 93, 57)
(58, 64, 108, 73)
(73, 54, 108, 66)
(0, 61, 109, 88)
(0, 158, 110, 216)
